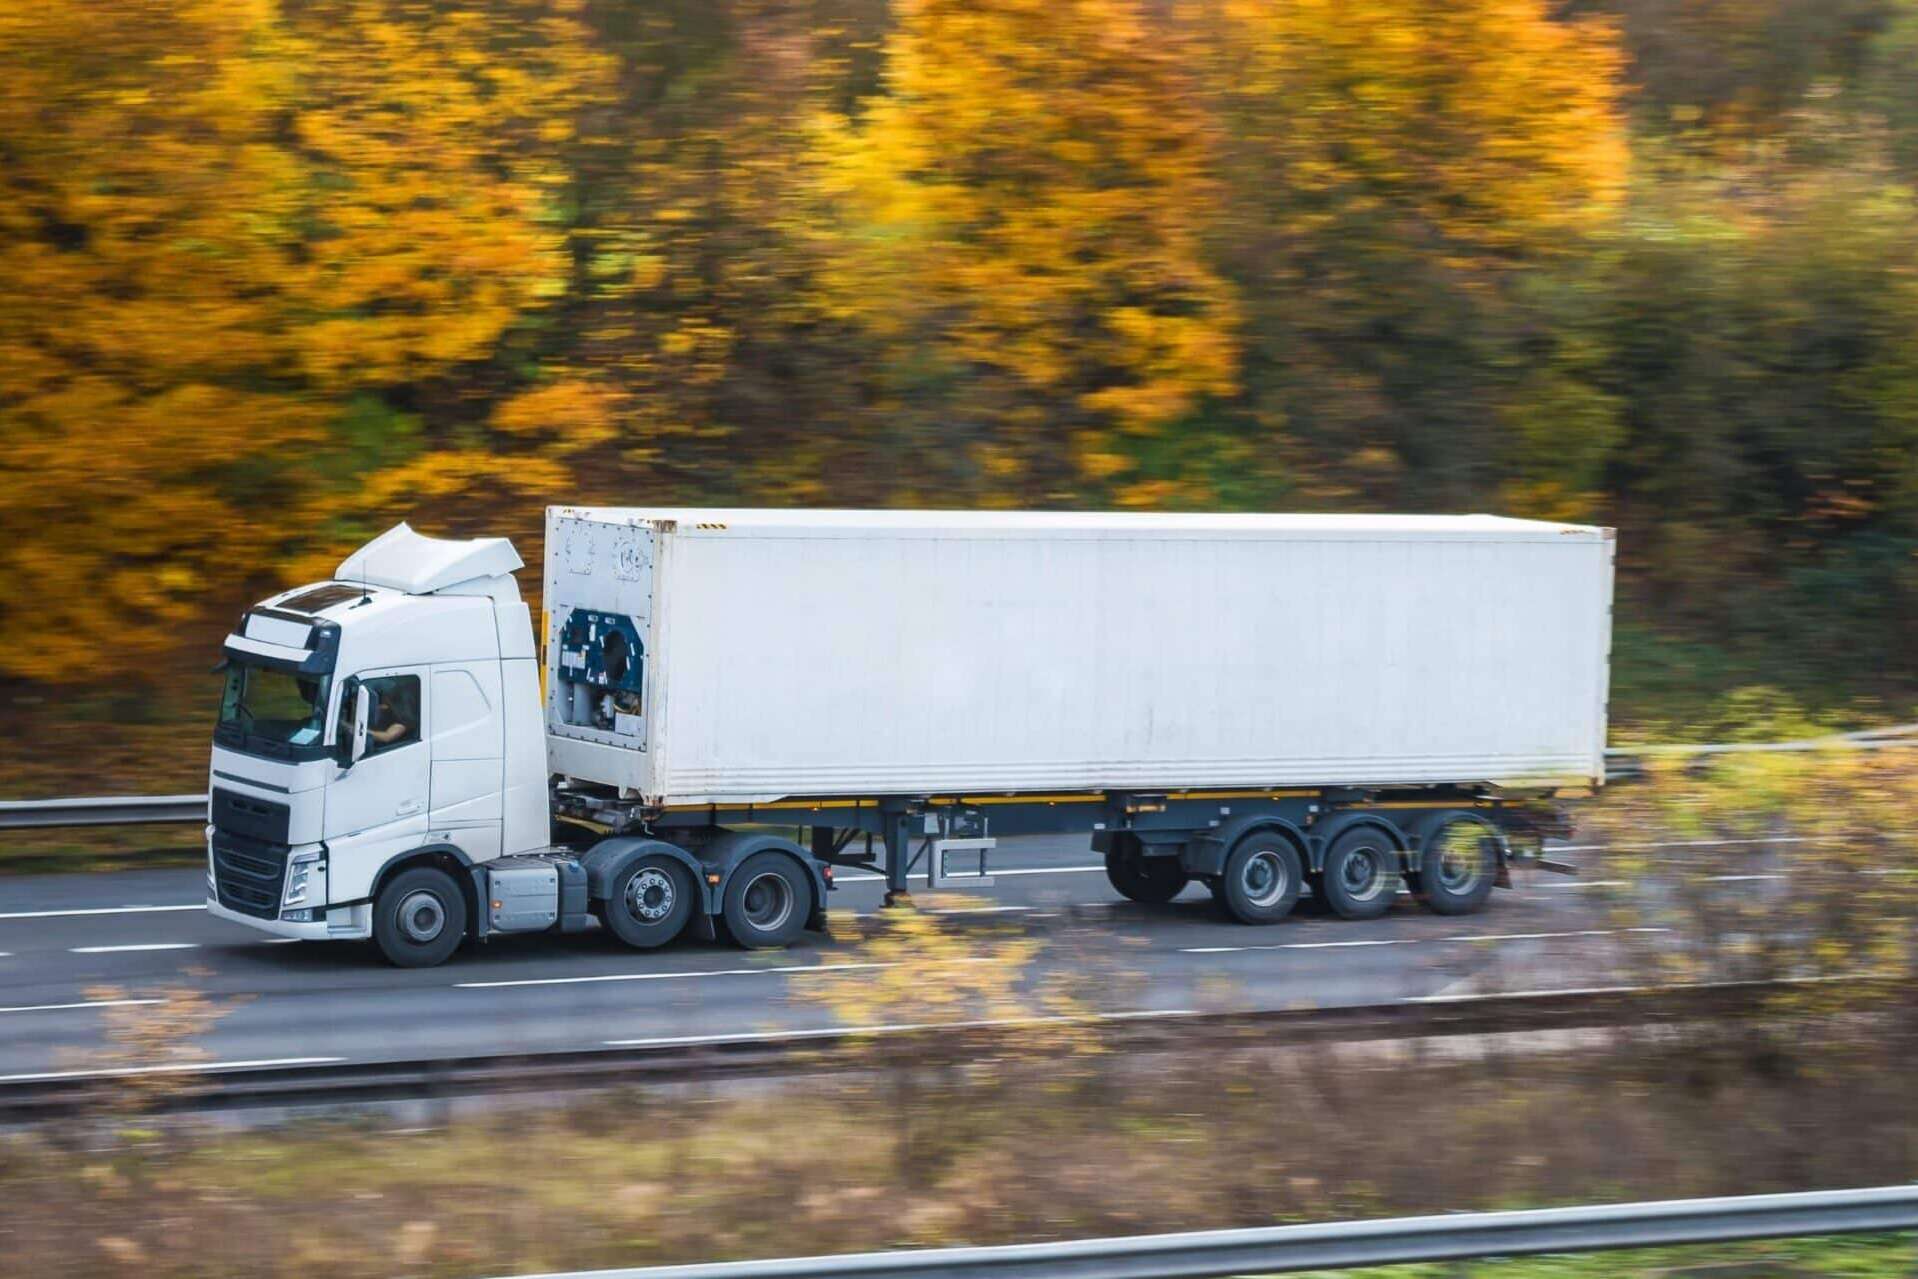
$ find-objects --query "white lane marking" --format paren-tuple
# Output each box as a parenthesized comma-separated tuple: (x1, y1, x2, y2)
(928, 905, 1031, 916)
(605, 1008, 1201, 1047)
(1182, 927, 1670, 956)
(0, 1056, 344, 1084)
(0, 997, 166, 1015)
(0, 952, 10, 958)
(69, 942, 200, 954)
(0, 903, 204, 921)
(455, 958, 987, 991)
(1534, 880, 1630, 890)
(1181, 935, 1411, 954)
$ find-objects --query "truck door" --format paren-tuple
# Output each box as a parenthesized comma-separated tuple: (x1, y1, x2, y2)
(427, 663, 505, 861)
(324, 668, 431, 896)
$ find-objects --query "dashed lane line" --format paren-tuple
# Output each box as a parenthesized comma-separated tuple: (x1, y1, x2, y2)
(1182, 927, 1670, 956)
(0, 997, 166, 1015)
(0, 903, 206, 921)
(68, 942, 200, 955)
(455, 957, 994, 991)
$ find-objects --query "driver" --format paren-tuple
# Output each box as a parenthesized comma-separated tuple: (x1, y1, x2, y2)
(368, 685, 414, 746)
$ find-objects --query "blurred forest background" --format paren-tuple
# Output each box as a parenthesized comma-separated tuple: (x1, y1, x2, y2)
(5, 0, 1918, 789)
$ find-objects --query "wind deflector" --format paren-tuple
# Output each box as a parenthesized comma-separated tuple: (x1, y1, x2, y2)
(336, 522, 523, 595)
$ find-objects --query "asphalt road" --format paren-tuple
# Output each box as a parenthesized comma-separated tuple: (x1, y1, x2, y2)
(0, 833, 1688, 1082)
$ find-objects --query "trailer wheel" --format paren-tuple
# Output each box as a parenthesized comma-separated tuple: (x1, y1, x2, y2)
(1320, 826, 1399, 921)
(723, 852, 812, 949)
(1104, 838, 1189, 904)
(1417, 820, 1499, 916)
(603, 856, 694, 949)
(372, 866, 468, 968)
(1216, 832, 1303, 924)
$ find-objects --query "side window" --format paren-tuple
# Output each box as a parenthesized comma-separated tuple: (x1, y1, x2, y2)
(362, 675, 421, 756)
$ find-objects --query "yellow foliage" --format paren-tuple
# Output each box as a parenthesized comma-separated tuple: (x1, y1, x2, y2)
(1205, 0, 1629, 254)
(815, 0, 1241, 491)
(791, 896, 1100, 1056)
(0, 0, 611, 680)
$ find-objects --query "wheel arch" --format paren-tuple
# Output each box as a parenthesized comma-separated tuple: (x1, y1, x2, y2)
(368, 844, 480, 937)
(580, 836, 707, 909)
(1183, 814, 1310, 878)
(700, 831, 827, 929)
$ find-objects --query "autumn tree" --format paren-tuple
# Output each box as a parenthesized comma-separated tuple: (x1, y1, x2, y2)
(0, 0, 608, 679)
(812, 0, 1240, 505)
(1196, 0, 1630, 516)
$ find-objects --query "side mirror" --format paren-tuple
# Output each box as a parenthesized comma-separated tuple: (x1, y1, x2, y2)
(336, 677, 370, 769)
(349, 682, 371, 765)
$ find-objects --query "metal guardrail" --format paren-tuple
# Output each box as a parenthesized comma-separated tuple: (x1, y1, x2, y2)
(2, 978, 1881, 1120)
(504, 1184, 1918, 1279)
(0, 793, 206, 830)
(0, 724, 1902, 836)
(2, 726, 1914, 830)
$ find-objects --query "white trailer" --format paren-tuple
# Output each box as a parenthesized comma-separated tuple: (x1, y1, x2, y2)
(204, 509, 1613, 966)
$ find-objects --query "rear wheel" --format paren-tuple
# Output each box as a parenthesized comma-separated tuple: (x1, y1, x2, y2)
(1320, 826, 1399, 921)
(1104, 837, 1189, 904)
(373, 866, 467, 968)
(1418, 819, 1499, 916)
(723, 852, 812, 949)
(603, 856, 693, 949)
(1216, 832, 1303, 924)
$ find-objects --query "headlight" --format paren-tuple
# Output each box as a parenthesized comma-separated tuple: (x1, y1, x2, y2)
(283, 849, 325, 909)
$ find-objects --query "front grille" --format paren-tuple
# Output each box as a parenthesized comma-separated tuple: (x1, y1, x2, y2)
(213, 834, 289, 919)
(211, 787, 291, 845)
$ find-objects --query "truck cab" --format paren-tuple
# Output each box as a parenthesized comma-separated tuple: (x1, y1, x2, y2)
(208, 522, 828, 967)
(206, 525, 549, 954)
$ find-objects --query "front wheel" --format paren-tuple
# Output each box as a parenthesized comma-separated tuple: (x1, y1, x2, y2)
(372, 866, 468, 968)
(723, 852, 813, 949)
(1216, 833, 1303, 924)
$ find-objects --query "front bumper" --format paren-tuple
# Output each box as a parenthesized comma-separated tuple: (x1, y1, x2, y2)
(206, 896, 369, 941)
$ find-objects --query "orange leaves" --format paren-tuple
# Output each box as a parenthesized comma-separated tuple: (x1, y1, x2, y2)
(0, 0, 613, 681)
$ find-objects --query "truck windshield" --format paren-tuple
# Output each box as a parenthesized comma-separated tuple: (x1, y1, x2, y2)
(216, 663, 332, 755)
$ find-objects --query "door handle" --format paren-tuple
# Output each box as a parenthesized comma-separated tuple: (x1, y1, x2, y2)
(397, 799, 424, 817)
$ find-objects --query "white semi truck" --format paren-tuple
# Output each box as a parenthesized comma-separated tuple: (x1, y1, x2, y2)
(206, 509, 1614, 966)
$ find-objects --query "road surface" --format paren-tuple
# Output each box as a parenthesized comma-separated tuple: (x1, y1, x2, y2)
(0, 833, 1703, 1082)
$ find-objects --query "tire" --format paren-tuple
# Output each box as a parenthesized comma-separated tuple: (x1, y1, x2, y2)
(602, 855, 694, 949)
(1417, 819, 1500, 916)
(1104, 838, 1189, 904)
(1216, 831, 1303, 924)
(722, 852, 812, 949)
(372, 866, 468, 968)
(1319, 825, 1399, 921)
